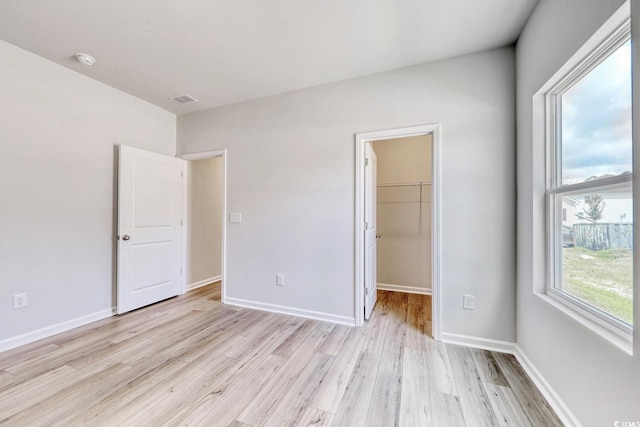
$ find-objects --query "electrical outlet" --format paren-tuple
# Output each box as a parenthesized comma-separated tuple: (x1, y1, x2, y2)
(463, 294, 475, 310)
(229, 212, 242, 223)
(13, 293, 28, 309)
(276, 273, 285, 286)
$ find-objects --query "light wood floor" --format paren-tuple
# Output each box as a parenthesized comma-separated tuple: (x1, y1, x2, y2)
(0, 284, 562, 426)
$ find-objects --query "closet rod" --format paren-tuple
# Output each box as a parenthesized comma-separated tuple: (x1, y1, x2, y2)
(377, 181, 431, 188)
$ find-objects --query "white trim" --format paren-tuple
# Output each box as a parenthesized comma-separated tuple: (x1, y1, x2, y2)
(548, 287, 633, 339)
(547, 173, 633, 195)
(224, 297, 355, 326)
(441, 332, 516, 354)
(178, 149, 228, 304)
(377, 283, 431, 295)
(354, 124, 442, 341)
(355, 135, 364, 326)
(439, 335, 582, 427)
(220, 153, 227, 304)
(537, 2, 630, 96)
(187, 275, 222, 291)
(536, 0, 634, 344)
(0, 308, 115, 353)
(180, 150, 226, 161)
(514, 345, 583, 427)
(431, 125, 442, 341)
(536, 292, 633, 354)
(181, 161, 189, 294)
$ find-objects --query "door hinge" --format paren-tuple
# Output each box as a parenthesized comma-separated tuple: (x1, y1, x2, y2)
(180, 220, 183, 226)
(364, 221, 368, 230)
(365, 158, 369, 166)
(365, 287, 369, 296)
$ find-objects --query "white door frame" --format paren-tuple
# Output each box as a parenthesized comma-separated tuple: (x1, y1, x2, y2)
(354, 124, 442, 341)
(179, 149, 228, 303)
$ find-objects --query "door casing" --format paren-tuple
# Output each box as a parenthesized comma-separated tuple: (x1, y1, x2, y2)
(354, 124, 442, 340)
(179, 149, 228, 303)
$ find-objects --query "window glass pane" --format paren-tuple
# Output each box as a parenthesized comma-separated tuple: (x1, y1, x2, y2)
(561, 40, 632, 185)
(560, 186, 633, 325)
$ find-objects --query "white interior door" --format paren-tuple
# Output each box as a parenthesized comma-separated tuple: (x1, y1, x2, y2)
(117, 145, 184, 314)
(364, 143, 378, 320)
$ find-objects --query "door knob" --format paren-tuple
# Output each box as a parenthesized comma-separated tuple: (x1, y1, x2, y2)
(376, 234, 382, 239)
(122, 235, 131, 241)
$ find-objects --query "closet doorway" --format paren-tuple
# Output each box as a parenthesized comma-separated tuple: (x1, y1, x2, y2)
(373, 136, 431, 295)
(181, 150, 227, 302)
(374, 135, 432, 337)
(355, 124, 441, 340)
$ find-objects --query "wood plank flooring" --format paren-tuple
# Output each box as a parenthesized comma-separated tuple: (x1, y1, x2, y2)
(0, 284, 563, 426)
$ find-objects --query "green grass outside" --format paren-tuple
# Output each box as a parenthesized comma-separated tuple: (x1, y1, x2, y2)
(562, 247, 633, 325)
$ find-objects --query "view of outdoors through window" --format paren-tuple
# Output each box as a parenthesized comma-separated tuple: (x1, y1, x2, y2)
(559, 40, 633, 326)
(561, 190, 633, 324)
(561, 41, 633, 185)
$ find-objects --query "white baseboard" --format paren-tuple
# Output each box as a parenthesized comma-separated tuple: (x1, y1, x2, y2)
(0, 308, 115, 353)
(439, 333, 578, 426)
(188, 275, 221, 291)
(377, 283, 432, 295)
(224, 297, 355, 327)
(514, 345, 582, 427)
(441, 332, 516, 354)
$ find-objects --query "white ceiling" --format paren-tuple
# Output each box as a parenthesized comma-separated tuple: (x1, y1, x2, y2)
(0, 0, 537, 115)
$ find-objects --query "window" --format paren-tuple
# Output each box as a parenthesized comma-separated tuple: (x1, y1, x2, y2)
(545, 19, 633, 337)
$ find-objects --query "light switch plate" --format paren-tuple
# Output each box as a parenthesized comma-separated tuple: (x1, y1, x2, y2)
(229, 212, 242, 223)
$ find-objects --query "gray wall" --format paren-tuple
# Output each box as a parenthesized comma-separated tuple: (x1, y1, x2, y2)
(0, 39, 176, 343)
(178, 47, 517, 340)
(187, 157, 223, 286)
(516, 0, 640, 425)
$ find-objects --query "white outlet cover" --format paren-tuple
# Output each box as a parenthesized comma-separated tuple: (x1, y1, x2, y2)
(276, 273, 284, 286)
(463, 294, 475, 310)
(13, 293, 28, 309)
(229, 212, 242, 223)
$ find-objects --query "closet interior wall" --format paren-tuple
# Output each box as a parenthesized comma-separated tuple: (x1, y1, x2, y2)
(372, 134, 432, 294)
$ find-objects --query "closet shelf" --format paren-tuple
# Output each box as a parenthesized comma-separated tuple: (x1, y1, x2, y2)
(377, 181, 431, 204)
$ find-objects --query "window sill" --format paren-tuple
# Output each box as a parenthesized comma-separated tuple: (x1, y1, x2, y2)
(535, 291, 633, 355)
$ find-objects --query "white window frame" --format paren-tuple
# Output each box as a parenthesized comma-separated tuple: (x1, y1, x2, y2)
(544, 16, 633, 341)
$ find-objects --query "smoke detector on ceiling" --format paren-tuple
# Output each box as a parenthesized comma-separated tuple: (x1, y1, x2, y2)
(75, 53, 96, 66)
(170, 95, 199, 105)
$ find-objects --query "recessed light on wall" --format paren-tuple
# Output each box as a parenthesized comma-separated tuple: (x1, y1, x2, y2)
(75, 52, 96, 66)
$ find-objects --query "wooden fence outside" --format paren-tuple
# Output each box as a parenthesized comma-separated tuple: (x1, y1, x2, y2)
(573, 223, 633, 251)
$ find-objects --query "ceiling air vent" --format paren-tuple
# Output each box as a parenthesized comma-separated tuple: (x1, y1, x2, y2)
(170, 95, 198, 105)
